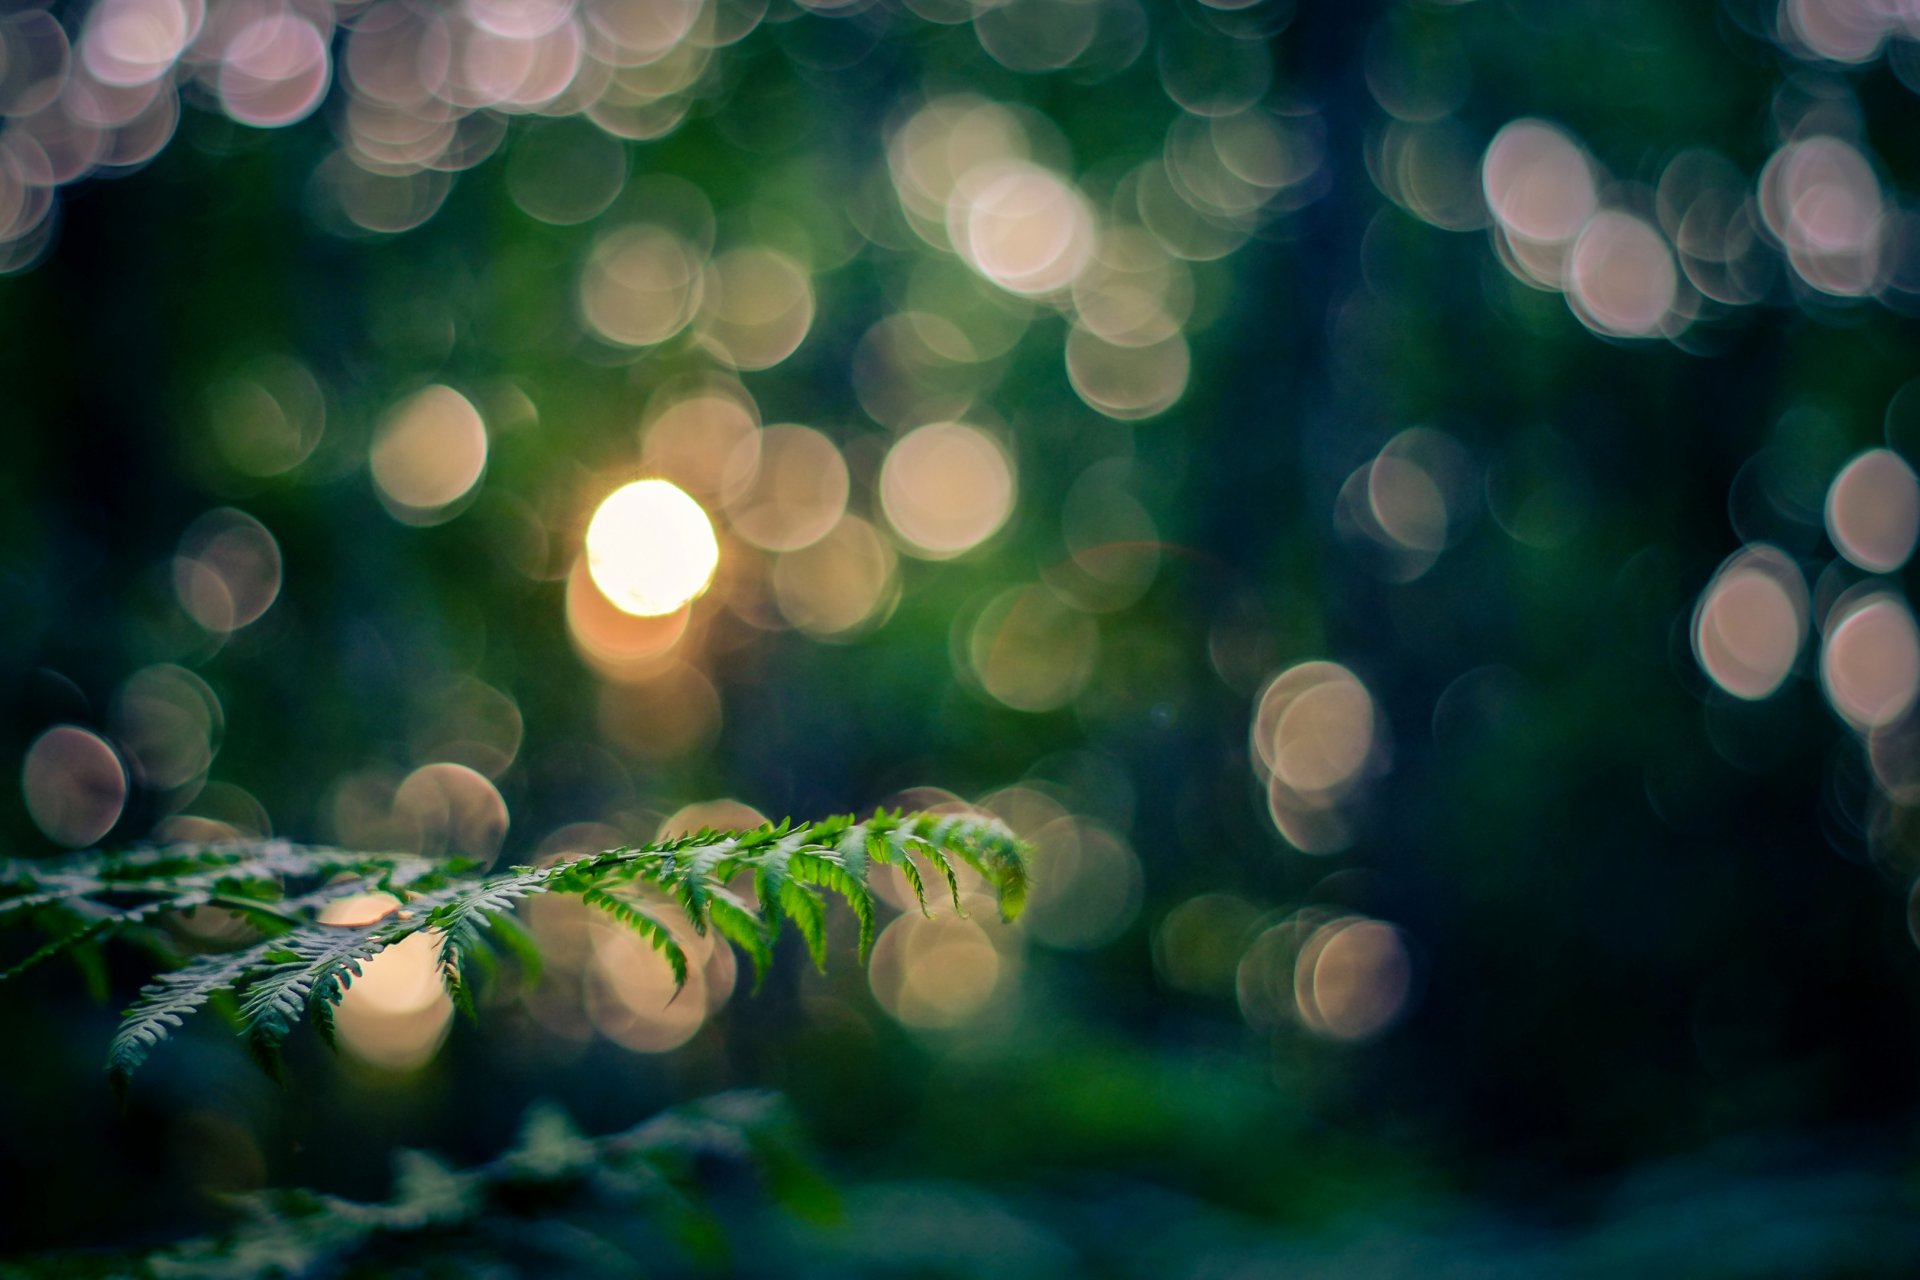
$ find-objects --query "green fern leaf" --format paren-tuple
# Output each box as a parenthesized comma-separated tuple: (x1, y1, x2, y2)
(776, 880, 828, 971)
(705, 887, 773, 989)
(579, 887, 689, 991)
(790, 850, 875, 960)
(0, 810, 1029, 1087)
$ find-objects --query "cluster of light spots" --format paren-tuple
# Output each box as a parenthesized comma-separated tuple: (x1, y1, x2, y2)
(369, 384, 488, 524)
(585, 479, 719, 617)
(694, 246, 815, 371)
(967, 0, 1147, 76)
(770, 515, 900, 639)
(1480, 119, 1682, 339)
(868, 908, 1018, 1029)
(878, 422, 1015, 558)
(410, 677, 524, 779)
(887, 90, 1315, 422)
(1237, 908, 1415, 1042)
(318, 894, 453, 1072)
(0, 0, 338, 269)
(1778, 0, 1918, 65)
(1693, 545, 1809, 701)
(1071, 227, 1194, 347)
(587, 894, 735, 1052)
(325, 760, 508, 858)
(1064, 326, 1190, 420)
(722, 424, 850, 552)
(304, 0, 751, 234)
(1826, 449, 1920, 573)
(173, 508, 281, 635)
(203, 355, 326, 477)
(1251, 661, 1379, 855)
(579, 224, 706, 348)
(639, 386, 761, 505)
(964, 583, 1100, 713)
(951, 159, 1096, 297)
(1822, 593, 1920, 730)
(565, 553, 691, 680)
(850, 308, 1009, 431)
(21, 725, 126, 847)
(1656, 149, 1771, 308)
(112, 664, 222, 793)
(1335, 428, 1474, 581)
(1014, 815, 1142, 950)
(1760, 134, 1887, 298)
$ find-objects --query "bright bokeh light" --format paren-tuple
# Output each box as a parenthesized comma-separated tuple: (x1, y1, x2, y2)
(317, 894, 454, 1072)
(565, 555, 692, 679)
(879, 422, 1016, 558)
(869, 910, 1016, 1029)
(1250, 661, 1378, 855)
(392, 762, 509, 860)
(1482, 119, 1596, 246)
(81, 0, 198, 89)
(641, 388, 761, 504)
(722, 424, 849, 552)
(1295, 917, 1414, 1042)
(1759, 134, 1885, 297)
(1693, 545, 1807, 700)
(1823, 593, 1920, 729)
(21, 725, 126, 847)
(950, 159, 1096, 297)
(1567, 210, 1679, 338)
(1252, 661, 1376, 796)
(585, 479, 720, 617)
(579, 223, 705, 347)
(1826, 448, 1919, 573)
(217, 15, 331, 129)
(696, 246, 815, 371)
(370, 385, 488, 523)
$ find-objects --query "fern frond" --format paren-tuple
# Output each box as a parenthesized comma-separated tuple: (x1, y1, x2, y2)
(579, 887, 689, 989)
(110, 938, 281, 1092)
(0, 811, 1029, 1087)
(239, 922, 393, 1073)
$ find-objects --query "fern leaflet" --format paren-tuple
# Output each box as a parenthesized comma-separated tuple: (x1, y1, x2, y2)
(0, 811, 1028, 1088)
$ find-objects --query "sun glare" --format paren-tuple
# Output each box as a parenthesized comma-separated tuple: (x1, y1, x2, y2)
(584, 479, 720, 618)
